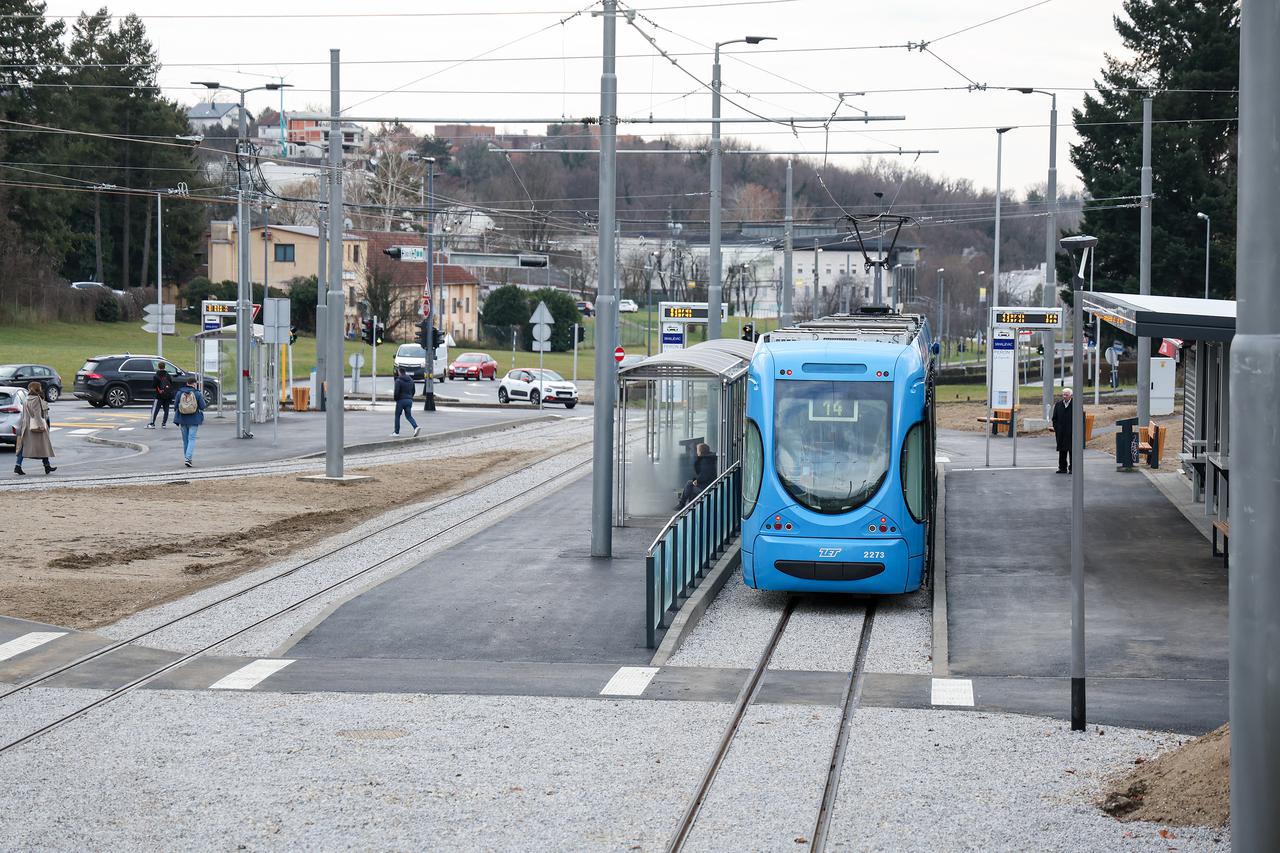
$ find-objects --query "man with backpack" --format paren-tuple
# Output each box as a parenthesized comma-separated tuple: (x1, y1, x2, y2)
(146, 362, 174, 429)
(173, 375, 205, 467)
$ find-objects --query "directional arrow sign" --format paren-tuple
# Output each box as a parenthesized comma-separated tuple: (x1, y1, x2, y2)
(142, 321, 176, 334)
(529, 301, 554, 325)
(144, 304, 176, 318)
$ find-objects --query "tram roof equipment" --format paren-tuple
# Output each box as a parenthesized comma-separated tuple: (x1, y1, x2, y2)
(763, 309, 929, 346)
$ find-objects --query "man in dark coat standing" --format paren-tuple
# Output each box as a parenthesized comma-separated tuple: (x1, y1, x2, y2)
(1050, 387, 1075, 474)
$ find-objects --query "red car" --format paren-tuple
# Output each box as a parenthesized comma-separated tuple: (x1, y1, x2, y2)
(448, 352, 499, 380)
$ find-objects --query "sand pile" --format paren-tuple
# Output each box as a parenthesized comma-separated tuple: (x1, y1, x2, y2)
(1100, 724, 1229, 827)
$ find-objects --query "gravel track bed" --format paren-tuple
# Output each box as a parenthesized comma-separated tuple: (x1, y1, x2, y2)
(0, 689, 729, 851)
(824, 708, 1229, 852)
(863, 588, 933, 674)
(100, 424, 593, 656)
(665, 578, 788, 670)
(683, 703, 842, 852)
(0, 684, 111, 748)
(770, 597, 866, 672)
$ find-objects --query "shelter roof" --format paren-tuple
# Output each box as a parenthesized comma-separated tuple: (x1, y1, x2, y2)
(617, 339, 751, 382)
(1082, 292, 1236, 342)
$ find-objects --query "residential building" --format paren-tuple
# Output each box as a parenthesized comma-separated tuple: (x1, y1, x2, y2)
(285, 115, 368, 159)
(186, 101, 251, 132)
(353, 231, 481, 343)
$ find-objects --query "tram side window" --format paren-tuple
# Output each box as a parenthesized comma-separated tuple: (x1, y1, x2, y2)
(902, 422, 926, 522)
(743, 418, 763, 518)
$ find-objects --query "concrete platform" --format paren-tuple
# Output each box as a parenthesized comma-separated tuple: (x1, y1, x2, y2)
(283, 473, 662, 665)
(940, 429, 1228, 731)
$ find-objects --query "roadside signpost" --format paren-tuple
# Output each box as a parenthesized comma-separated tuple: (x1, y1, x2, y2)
(986, 307, 1064, 467)
(614, 345, 625, 363)
(348, 351, 365, 394)
(530, 301, 554, 410)
(142, 303, 175, 349)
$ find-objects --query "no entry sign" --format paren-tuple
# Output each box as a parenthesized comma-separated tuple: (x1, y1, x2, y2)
(614, 346, 625, 363)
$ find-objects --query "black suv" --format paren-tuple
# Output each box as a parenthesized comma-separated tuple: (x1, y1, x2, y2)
(74, 355, 219, 408)
(0, 364, 63, 402)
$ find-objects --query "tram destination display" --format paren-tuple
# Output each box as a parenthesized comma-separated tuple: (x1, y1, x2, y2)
(658, 301, 729, 325)
(991, 308, 1063, 329)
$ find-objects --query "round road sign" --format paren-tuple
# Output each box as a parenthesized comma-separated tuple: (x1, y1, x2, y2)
(614, 346, 625, 363)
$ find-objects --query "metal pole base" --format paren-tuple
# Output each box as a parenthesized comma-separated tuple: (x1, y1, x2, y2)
(423, 385, 436, 412)
(1071, 677, 1086, 731)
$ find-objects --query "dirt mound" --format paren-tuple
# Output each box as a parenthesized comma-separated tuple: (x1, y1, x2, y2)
(1100, 724, 1229, 827)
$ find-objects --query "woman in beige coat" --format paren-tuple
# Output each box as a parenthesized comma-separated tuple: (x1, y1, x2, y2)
(15, 381, 56, 475)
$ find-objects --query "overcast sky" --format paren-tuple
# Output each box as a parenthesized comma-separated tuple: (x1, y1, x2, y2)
(106, 0, 1133, 197)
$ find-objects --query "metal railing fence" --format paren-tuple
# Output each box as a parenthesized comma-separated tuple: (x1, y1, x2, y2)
(645, 461, 741, 647)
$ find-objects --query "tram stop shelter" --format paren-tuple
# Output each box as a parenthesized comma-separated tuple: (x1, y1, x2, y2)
(1082, 292, 1236, 506)
(613, 338, 754, 524)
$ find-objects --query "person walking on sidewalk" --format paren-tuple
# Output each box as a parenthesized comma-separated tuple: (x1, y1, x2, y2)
(146, 362, 174, 429)
(392, 367, 420, 438)
(173, 375, 206, 468)
(14, 381, 56, 475)
(1050, 387, 1075, 474)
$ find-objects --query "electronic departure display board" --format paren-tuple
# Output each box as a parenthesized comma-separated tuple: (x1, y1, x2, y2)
(991, 308, 1063, 329)
(658, 302, 729, 325)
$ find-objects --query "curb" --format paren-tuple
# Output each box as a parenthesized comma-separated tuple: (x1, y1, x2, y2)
(85, 434, 149, 455)
(649, 538, 740, 667)
(295, 414, 564, 460)
(931, 464, 949, 677)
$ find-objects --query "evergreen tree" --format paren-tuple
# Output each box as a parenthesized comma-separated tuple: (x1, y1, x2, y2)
(1065, 0, 1238, 298)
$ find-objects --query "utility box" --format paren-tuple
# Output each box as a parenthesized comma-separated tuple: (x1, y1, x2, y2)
(1150, 356, 1175, 416)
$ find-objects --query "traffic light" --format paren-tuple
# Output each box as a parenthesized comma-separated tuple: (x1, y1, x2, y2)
(576, 325, 586, 343)
(416, 319, 431, 349)
(361, 319, 375, 345)
(289, 325, 298, 346)
(383, 246, 402, 260)
(430, 326, 444, 351)
(741, 323, 756, 342)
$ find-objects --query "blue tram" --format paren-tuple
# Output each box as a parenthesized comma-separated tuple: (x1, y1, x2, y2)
(741, 309, 937, 594)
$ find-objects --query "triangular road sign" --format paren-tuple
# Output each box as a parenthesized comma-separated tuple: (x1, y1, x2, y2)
(529, 301, 554, 325)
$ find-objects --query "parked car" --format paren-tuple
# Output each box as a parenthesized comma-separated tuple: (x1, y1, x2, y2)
(575, 300, 594, 317)
(0, 364, 63, 402)
(73, 355, 219, 408)
(497, 368, 578, 408)
(448, 352, 498, 381)
(618, 298, 639, 313)
(393, 342, 448, 382)
(70, 281, 126, 297)
(0, 385, 28, 449)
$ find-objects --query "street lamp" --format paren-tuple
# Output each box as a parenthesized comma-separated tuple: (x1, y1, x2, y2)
(1060, 232, 1098, 734)
(192, 80, 292, 438)
(709, 35, 775, 341)
(1196, 212, 1211, 298)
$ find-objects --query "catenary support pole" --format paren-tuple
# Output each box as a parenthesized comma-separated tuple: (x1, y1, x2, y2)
(781, 159, 793, 327)
(155, 192, 163, 358)
(1042, 94, 1057, 422)
(1137, 96, 1153, 428)
(324, 49, 344, 478)
(591, 0, 619, 557)
(424, 160, 436, 411)
(316, 204, 327, 411)
(1070, 246, 1088, 731)
(708, 45, 724, 342)
(1230, 0, 1280, 844)
(236, 91, 252, 438)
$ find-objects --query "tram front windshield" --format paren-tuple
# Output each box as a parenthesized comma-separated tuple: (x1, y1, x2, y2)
(774, 379, 893, 514)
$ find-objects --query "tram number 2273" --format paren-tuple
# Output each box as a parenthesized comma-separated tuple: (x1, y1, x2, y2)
(863, 550, 886, 560)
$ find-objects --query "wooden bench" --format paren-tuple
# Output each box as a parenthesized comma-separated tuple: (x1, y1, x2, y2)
(977, 407, 1017, 436)
(1137, 424, 1166, 468)
(1212, 519, 1229, 567)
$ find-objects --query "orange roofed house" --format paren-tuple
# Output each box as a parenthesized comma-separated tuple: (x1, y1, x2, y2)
(354, 231, 481, 343)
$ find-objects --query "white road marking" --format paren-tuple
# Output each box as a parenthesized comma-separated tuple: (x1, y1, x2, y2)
(48, 426, 63, 431)
(0, 631, 67, 662)
(931, 677, 975, 707)
(935, 456, 952, 463)
(68, 428, 98, 436)
(949, 466, 1059, 473)
(209, 659, 295, 690)
(600, 666, 660, 697)
(118, 427, 134, 431)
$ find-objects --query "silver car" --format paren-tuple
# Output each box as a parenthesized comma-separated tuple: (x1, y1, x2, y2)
(0, 385, 28, 448)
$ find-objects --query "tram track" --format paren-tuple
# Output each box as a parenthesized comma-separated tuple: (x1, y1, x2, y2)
(0, 436, 594, 755)
(667, 598, 877, 853)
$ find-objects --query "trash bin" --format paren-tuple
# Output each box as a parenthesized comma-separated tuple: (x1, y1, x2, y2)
(1115, 416, 1139, 468)
(291, 386, 310, 412)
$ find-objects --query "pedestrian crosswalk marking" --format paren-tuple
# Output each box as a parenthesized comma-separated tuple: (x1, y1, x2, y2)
(67, 428, 98, 435)
(0, 632, 66, 662)
(600, 666, 660, 697)
(209, 659, 295, 690)
(930, 677, 975, 707)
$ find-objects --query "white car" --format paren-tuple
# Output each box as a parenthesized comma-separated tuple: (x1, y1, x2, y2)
(618, 298, 639, 313)
(393, 342, 447, 382)
(498, 368, 578, 408)
(0, 385, 28, 449)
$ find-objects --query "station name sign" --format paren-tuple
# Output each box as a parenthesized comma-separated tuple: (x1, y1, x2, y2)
(991, 308, 1062, 330)
(659, 301, 729, 325)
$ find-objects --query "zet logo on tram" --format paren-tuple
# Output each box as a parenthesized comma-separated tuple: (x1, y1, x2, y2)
(818, 548, 843, 559)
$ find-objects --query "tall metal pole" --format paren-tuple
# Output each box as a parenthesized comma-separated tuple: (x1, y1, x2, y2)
(936, 268, 944, 345)
(590, 0, 619, 557)
(235, 90, 252, 438)
(1137, 96, 1153, 428)
(1069, 244, 1090, 731)
(1200, 214, 1211, 299)
(708, 44, 724, 341)
(424, 160, 437, 411)
(155, 192, 163, 358)
(781, 159, 793, 326)
(1042, 94, 1057, 422)
(316, 203, 327, 410)
(1231, 0, 1280, 842)
(324, 49, 345, 478)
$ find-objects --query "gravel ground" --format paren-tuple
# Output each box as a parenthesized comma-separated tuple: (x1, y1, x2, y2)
(0, 683, 111, 748)
(683, 703, 842, 851)
(824, 708, 1230, 852)
(665, 578, 788, 670)
(770, 597, 866, 672)
(863, 588, 933, 675)
(0, 689, 728, 852)
(101, 420, 594, 657)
